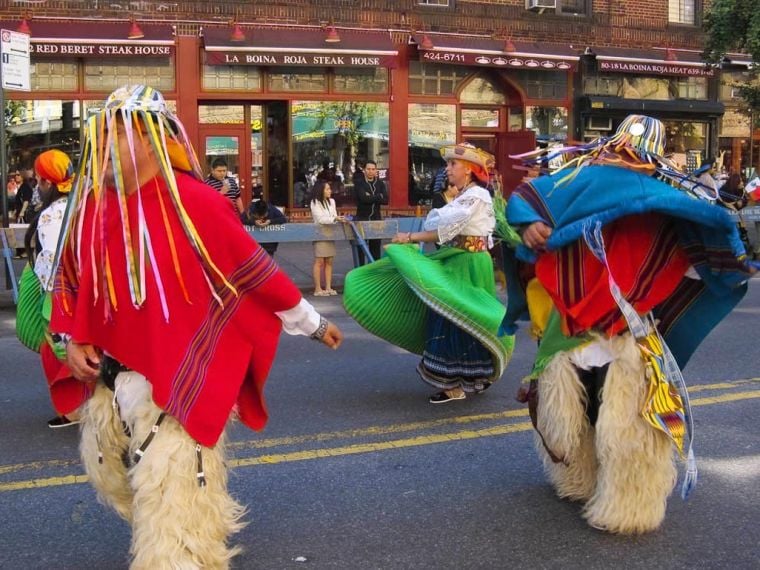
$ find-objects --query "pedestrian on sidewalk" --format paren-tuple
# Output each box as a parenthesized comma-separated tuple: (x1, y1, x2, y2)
(310, 180, 345, 296)
(50, 85, 343, 569)
(353, 159, 388, 264)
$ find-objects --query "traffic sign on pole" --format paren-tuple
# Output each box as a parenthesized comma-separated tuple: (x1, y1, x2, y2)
(1, 29, 31, 92)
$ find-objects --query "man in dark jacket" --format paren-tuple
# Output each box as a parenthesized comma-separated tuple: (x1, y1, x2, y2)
(242, 199, 288, 257)
(353, 160, 388, 264)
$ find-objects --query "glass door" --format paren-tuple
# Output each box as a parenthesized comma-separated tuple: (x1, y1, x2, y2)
(199, 125, 247, 206)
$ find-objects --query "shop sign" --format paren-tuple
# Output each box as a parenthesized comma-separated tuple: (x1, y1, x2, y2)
(30, 42, 174, 57)
(206, 51, 395, 67)
(420, 49, 575, 71)
(599, 60, 715, 77)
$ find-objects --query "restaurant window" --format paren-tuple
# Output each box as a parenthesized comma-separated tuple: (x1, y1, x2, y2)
(84, 58, 174, 92)
(268, 67, 327, 92)
(458, 75, 506, 105)
(664, 121, 707, 168)
(6, 101, 81, 171)
(30, 60, 78, 91)
(333, 68, 388, 94)
(587, 74, 707, 101)
(199, 105, 245, 124)
(408, 103, 456, 206)
(461, 109, 500, 128)
(514, 70, 569, 100)
(526, 106, 568, 144)
(292, 101, 389, 208)
(583, 74, 625, 97)
(668, 0, 698, 25)
(408, 61, 470, 95)
(202, 63, 262, 91)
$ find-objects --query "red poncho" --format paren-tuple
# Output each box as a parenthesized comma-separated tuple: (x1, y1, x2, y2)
(51, 172, 302, 446)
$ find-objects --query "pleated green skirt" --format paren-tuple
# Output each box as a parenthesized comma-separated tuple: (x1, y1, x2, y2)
(343, 244, 514, 385)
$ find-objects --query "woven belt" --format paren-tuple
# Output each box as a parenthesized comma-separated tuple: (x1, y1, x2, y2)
(452, 235, 488, 252)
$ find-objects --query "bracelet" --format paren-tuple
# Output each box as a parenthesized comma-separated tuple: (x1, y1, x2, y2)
(310, 316, 329, 341)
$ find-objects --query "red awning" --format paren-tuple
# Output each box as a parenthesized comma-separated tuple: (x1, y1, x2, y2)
(203, 26, 398, 68)
(593, 47, 716, 77)
(0, 20, 175, 57)
(413, 34, 578, 71)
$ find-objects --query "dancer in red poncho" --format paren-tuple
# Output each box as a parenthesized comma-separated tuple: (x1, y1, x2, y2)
(51, 86, 342, 568)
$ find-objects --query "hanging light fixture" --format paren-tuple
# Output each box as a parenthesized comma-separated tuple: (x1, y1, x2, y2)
(503, 38, 516, 53)
(420, 33, 434, 50)
(16, 18, 31, 35)
(127, 19, 144, 40)
(230, 22, 246, 42)
(325, 25, 341, 44)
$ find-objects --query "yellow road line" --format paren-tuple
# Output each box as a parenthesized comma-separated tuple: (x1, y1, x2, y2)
(232, 422, 533, 468)
(691, 390, 760, 406)
(1, 388, 759, 493)
(229, 408, 528, 451)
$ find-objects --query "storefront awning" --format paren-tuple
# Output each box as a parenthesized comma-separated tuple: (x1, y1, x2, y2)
(413, 34, 578, 71)
(0, 20, 175, 57)
(203, 26, 398, 68)
(593, 47, 716, 77)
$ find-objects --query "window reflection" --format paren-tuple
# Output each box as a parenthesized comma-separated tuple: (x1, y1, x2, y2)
(6, 100, 81, 171)
(408, 103, 456, 206)
(292, 101, 389, 208)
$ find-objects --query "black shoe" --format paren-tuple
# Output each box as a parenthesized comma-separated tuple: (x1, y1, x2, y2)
(429, 390, 466, 404)
(47, 415, 81, 429)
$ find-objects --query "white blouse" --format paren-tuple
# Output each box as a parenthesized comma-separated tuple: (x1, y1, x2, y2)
(34, 197, 67, 291)
(310, 198, 339, 225)
(423, 185, 495, 245)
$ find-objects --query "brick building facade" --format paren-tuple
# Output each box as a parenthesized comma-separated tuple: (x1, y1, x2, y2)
(2, 0, 756, 212)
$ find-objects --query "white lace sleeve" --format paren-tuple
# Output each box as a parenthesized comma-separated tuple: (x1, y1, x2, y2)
(34, 199, 66, 291)
(424, 193, 484, 244)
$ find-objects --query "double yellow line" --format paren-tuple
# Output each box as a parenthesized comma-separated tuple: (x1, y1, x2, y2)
(2, 379, 759, 493)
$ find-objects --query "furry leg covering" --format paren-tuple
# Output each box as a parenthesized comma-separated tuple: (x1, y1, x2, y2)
(582, 333, 677, 534)
(82, 373, 246, 569)
(535, 351, 598, 502)
(80, 383, 134, 522)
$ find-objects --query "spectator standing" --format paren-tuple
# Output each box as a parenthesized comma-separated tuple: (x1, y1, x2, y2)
(15, 171, 35, 223)
(310, 180, 345, 296)
(204, 157, 244, 215)
(353, 160, 388, 264)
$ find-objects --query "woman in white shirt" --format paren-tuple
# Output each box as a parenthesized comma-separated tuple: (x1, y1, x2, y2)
(310, 181, 345, 296)
(18, 149, 81, 428)
(343, 143, 514, 404)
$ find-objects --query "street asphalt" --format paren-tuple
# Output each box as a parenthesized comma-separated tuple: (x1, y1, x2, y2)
(0, 245, 758, 569)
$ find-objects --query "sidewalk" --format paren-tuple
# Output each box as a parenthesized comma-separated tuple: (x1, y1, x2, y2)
(1, 240, 363, 310)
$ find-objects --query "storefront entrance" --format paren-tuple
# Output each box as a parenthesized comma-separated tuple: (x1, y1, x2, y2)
(199, 102, 289, 207)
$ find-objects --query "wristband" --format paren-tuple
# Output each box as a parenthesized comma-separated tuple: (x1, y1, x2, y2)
(310, 316, 329, 341)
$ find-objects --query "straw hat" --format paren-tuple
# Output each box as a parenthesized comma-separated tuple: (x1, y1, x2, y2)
(441, 143, 496, 171)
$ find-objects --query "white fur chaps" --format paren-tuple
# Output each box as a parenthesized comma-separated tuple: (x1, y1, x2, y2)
(535, 333, 677, 534)
(80, 373, 246, 569)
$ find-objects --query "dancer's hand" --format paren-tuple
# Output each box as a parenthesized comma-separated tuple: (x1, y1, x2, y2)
(66, 342, 101, 382)
(320, 322, 344, 350)
(522, 221, 552, 251)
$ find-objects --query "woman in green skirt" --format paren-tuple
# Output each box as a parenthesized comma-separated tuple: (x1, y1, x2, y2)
(343, 143, 514, 404)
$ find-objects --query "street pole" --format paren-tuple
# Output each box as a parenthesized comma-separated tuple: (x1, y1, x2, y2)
(0, 60, 8, 228)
